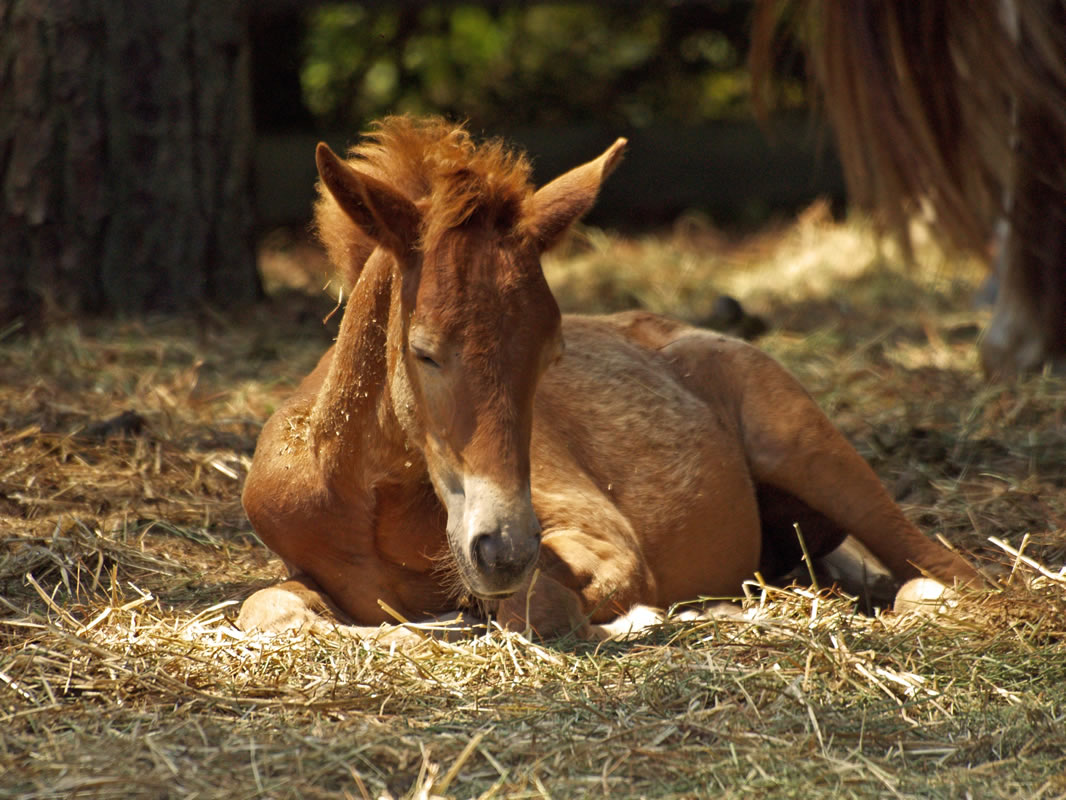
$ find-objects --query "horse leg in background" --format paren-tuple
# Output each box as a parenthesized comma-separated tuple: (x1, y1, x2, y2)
(980, 78, 1066, 376)
(981, 203, 1066, 375)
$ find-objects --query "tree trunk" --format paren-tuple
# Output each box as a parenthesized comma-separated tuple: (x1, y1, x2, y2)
(0, 0, 258, 324)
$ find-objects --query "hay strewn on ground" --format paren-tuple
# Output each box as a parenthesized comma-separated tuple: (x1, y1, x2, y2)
(2, 212, 1065, 799)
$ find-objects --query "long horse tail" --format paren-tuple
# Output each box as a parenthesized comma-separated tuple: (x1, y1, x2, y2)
(750, 0, 1066, 257)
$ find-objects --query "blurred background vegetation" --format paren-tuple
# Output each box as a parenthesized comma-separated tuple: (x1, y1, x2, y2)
(252, 1, 827, 231)
(291, 2, 803, 131)
(1, 0, 836, 321)
(258, 2, 782, 132)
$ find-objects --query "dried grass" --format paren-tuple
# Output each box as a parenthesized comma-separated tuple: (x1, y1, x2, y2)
(2, 211, 1065, 799)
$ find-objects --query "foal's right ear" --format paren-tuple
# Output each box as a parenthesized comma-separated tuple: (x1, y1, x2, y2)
(525, 137, 627, 253)
(315, 143, 421, 258)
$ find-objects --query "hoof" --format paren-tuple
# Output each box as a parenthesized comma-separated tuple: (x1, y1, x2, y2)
(237, 586, 321, 634)
(590, 604, 665, 640)
(893, 577, 959, 616)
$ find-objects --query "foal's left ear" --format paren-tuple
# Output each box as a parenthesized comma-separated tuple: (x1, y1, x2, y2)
(315, 142, 421, 259)
(525, 137, 627, 252)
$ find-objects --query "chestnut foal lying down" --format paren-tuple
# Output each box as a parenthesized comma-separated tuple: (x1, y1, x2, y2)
(238, 116, 977, 640)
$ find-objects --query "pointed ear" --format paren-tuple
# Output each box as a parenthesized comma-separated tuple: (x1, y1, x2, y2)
(315, 142, 421, 258)
(525, 137, 627, 252)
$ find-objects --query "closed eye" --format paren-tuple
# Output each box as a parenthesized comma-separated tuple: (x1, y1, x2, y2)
(412, 347, 442, 369)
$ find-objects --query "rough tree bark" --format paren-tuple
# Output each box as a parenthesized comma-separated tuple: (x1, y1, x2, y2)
(0, 0, 259, 324)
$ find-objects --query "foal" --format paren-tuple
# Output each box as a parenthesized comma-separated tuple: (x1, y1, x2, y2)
(239, 116, 977, 639)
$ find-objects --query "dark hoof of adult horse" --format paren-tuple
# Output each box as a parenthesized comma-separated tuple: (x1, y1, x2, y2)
(701, 294, 769, 341)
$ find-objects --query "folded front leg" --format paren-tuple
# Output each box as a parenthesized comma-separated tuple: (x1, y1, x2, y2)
(492, 525, 657, 639)
(492, 570, 594, 639)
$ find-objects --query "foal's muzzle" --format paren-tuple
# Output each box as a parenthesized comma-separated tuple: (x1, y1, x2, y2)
(447, 476, 542, 599)
(468, 520, 542, 597)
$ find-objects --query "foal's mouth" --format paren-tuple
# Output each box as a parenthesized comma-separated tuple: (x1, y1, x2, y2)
(454, 558, 531, 601)
(429, 545, 522, 605)
(472, 588, 517, 601)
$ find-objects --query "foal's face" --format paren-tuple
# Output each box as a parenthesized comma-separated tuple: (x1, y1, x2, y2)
(402, 229, 562, 599)
(312, 131, 625, 605)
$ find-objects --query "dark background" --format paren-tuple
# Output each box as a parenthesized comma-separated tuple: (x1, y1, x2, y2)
(252, 1, 842, 230)
(1, 1, 842, 322)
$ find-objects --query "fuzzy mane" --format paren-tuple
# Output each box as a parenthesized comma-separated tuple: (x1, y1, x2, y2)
(315, 116, 535, 290)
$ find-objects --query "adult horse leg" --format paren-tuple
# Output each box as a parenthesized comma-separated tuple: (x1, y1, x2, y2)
(980, 100, 1066, 376)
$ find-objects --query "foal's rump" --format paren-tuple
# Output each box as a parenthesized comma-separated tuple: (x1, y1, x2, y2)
(607, 316, 871, 582)
(531, 311, 978, 609)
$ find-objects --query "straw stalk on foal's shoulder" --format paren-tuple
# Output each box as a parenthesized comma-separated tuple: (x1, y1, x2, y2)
(239, 116, 979, 639)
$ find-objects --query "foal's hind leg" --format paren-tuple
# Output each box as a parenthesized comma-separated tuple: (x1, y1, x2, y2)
(667, 334, 978, 588)
(732, 347, 977, 587)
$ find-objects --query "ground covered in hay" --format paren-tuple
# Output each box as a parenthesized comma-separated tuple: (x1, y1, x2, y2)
(2, 211, 1065, 799)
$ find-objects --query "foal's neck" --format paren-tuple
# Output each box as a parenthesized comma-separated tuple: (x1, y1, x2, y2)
(310, 250, 408, 483)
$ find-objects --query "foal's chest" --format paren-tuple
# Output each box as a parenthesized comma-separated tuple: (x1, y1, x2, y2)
(371, 481, 448, 573)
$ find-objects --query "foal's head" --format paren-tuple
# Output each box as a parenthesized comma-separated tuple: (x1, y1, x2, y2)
(315, 117, 625, 600)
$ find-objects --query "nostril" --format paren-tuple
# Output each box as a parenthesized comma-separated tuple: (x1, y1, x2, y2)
(472, 532, 499, 570)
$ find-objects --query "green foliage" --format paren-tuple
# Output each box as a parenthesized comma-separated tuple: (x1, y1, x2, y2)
(300, 2, 777, 131)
